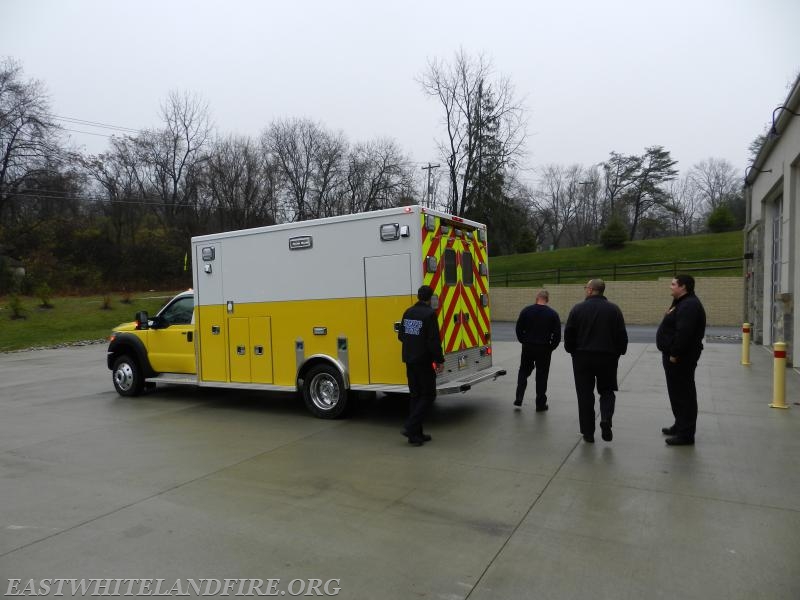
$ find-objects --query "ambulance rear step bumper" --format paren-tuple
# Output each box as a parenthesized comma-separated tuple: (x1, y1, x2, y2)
(351, 368, 507, 395)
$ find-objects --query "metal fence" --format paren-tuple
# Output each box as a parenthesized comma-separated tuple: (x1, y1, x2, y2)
(489, 256, 742, 287)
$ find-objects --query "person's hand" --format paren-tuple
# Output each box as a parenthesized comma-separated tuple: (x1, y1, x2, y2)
(434, 363, 445, 374)
(669, 356, 678, 364)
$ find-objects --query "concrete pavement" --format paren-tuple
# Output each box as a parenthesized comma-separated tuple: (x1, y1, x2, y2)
(0, 338, 798, 599)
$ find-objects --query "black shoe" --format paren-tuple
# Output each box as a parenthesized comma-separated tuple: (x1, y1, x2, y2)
(665, 436, 694, 446)
(600, 422, 613, 442)
(535, 405, 549, 412)
(408, 438, 424, 446)
(583, 434, 595, 443)
(403, 431, 430, 443)
(513, 398, 522, 407)
(661, 426, 677, 435)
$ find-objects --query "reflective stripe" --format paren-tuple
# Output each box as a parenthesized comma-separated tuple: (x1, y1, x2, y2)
(420, 214, 492, 353)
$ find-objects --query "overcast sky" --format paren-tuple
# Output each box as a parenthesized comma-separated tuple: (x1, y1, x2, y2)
(3, 0, 799, 183)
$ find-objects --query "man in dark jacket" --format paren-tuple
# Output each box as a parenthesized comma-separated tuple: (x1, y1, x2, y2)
(398, 285, 445, 446)
(514, 289, 561, 411)
(564, 279, 628, 443)
(656, 274, 706, 446)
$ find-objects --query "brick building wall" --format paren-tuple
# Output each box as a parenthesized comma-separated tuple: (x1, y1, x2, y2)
(490, 277, 743, 326)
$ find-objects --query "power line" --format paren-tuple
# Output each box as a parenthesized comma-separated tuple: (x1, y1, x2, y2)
(62, 127, 116, 139)
(4, 192, 198, 207)
(51, 114, 142, 134)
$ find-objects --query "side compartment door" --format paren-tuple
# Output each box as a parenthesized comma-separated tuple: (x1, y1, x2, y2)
(228, 316, 274, 384)
(228, 317, 251, 383)
(250, 317, 273, 384)
(365, 253, 411, 385)
(195, 242, 227, 382)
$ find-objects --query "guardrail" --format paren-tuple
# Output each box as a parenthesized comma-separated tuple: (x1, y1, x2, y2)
(489, 257, 742, 287)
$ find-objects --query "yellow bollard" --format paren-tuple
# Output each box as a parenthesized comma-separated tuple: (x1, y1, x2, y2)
(770, 342, 789, 409)
(741, 323, 751, 366)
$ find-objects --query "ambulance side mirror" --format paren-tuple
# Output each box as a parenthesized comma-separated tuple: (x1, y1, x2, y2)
(135, 311, 150, 330)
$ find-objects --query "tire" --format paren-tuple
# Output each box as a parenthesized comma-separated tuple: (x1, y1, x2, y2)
(302, 364, 348, 419)
(112, 354, 145, 397)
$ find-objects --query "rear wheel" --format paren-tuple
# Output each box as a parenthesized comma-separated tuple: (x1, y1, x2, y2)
(112, 355, 144, 396)
(302, 364, 348, 419)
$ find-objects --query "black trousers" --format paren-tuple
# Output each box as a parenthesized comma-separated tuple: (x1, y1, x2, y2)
(571, 352, 619, 436)
(405, 362, 437, 439)
(516, 344, 553, 407)
(662, 351, 701, 439)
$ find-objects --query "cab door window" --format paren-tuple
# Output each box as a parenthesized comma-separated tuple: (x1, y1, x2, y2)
(160, 297, 194, 325)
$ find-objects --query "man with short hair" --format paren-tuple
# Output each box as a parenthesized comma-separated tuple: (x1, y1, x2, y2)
(564, 279, 628, 443)
(398, 285, 445, 446)
(514, 289, 561, 411)
(656, 274, 706, 446)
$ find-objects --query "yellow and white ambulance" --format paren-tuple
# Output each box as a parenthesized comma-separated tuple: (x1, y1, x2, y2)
(107, 205, 505, 418)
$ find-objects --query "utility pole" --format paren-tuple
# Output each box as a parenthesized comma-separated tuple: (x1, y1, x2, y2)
(421, 163, 440, 208)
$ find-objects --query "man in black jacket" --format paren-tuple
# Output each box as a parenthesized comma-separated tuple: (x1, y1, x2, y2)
(398, 285, 445, 446)
(564, 279, 628, 443)
(514, 289, 561, 411)
(656, 274, 706, 446)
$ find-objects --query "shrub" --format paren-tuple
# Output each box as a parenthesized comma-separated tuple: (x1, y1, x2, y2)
(707, 205, 736, 233)
(8, 294, 25, 320)
(36, 282, 54, 308)
(599, 217, 628, 249)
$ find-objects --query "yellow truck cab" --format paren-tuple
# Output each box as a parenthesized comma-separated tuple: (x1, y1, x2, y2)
(107, 206, 505, 418)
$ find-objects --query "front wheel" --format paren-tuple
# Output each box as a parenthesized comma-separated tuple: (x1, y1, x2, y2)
(112, 355, 144, 396)
(302, 364, 348, 419)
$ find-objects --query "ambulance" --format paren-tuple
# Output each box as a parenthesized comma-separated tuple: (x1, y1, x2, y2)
(107, 205, 506, 418)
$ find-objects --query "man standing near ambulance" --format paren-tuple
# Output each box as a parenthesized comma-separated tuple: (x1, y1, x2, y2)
(514, 289, 561, 411)
(398, 285, 445, 446)
(656, 274, 706, 446)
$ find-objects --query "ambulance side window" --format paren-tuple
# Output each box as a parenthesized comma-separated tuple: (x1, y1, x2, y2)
(443, 249, 457, 285)
(462, 251, 474, 286)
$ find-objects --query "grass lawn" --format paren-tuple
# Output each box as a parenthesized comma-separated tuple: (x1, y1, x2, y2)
(489, 230, 743, 285)
(0, 292, 178, 352)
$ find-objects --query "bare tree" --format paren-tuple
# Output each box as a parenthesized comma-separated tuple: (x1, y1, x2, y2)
(419, 49, 526, 216)
(139, 90, 212, 230)
(688, 157, 739, 212)
(534, 164, 580, 249)
(664, 175, 702, 236)
(309, 129, 347, 218)
(83, 135, 153, 247)
(572, 165, 604, 245)
(343, 138, 411, 214)
(263, 118, 325, 222)
(0, 58, 63, 225)
(202, 135, 278, 231)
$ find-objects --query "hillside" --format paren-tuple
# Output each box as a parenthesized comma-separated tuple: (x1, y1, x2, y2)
(489, 231, 743, 286)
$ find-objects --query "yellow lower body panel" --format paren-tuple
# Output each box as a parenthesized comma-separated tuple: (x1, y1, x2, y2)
(195, 296, 409, 387)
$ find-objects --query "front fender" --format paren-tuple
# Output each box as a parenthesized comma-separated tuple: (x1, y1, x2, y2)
(107, 333, 156, 378)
